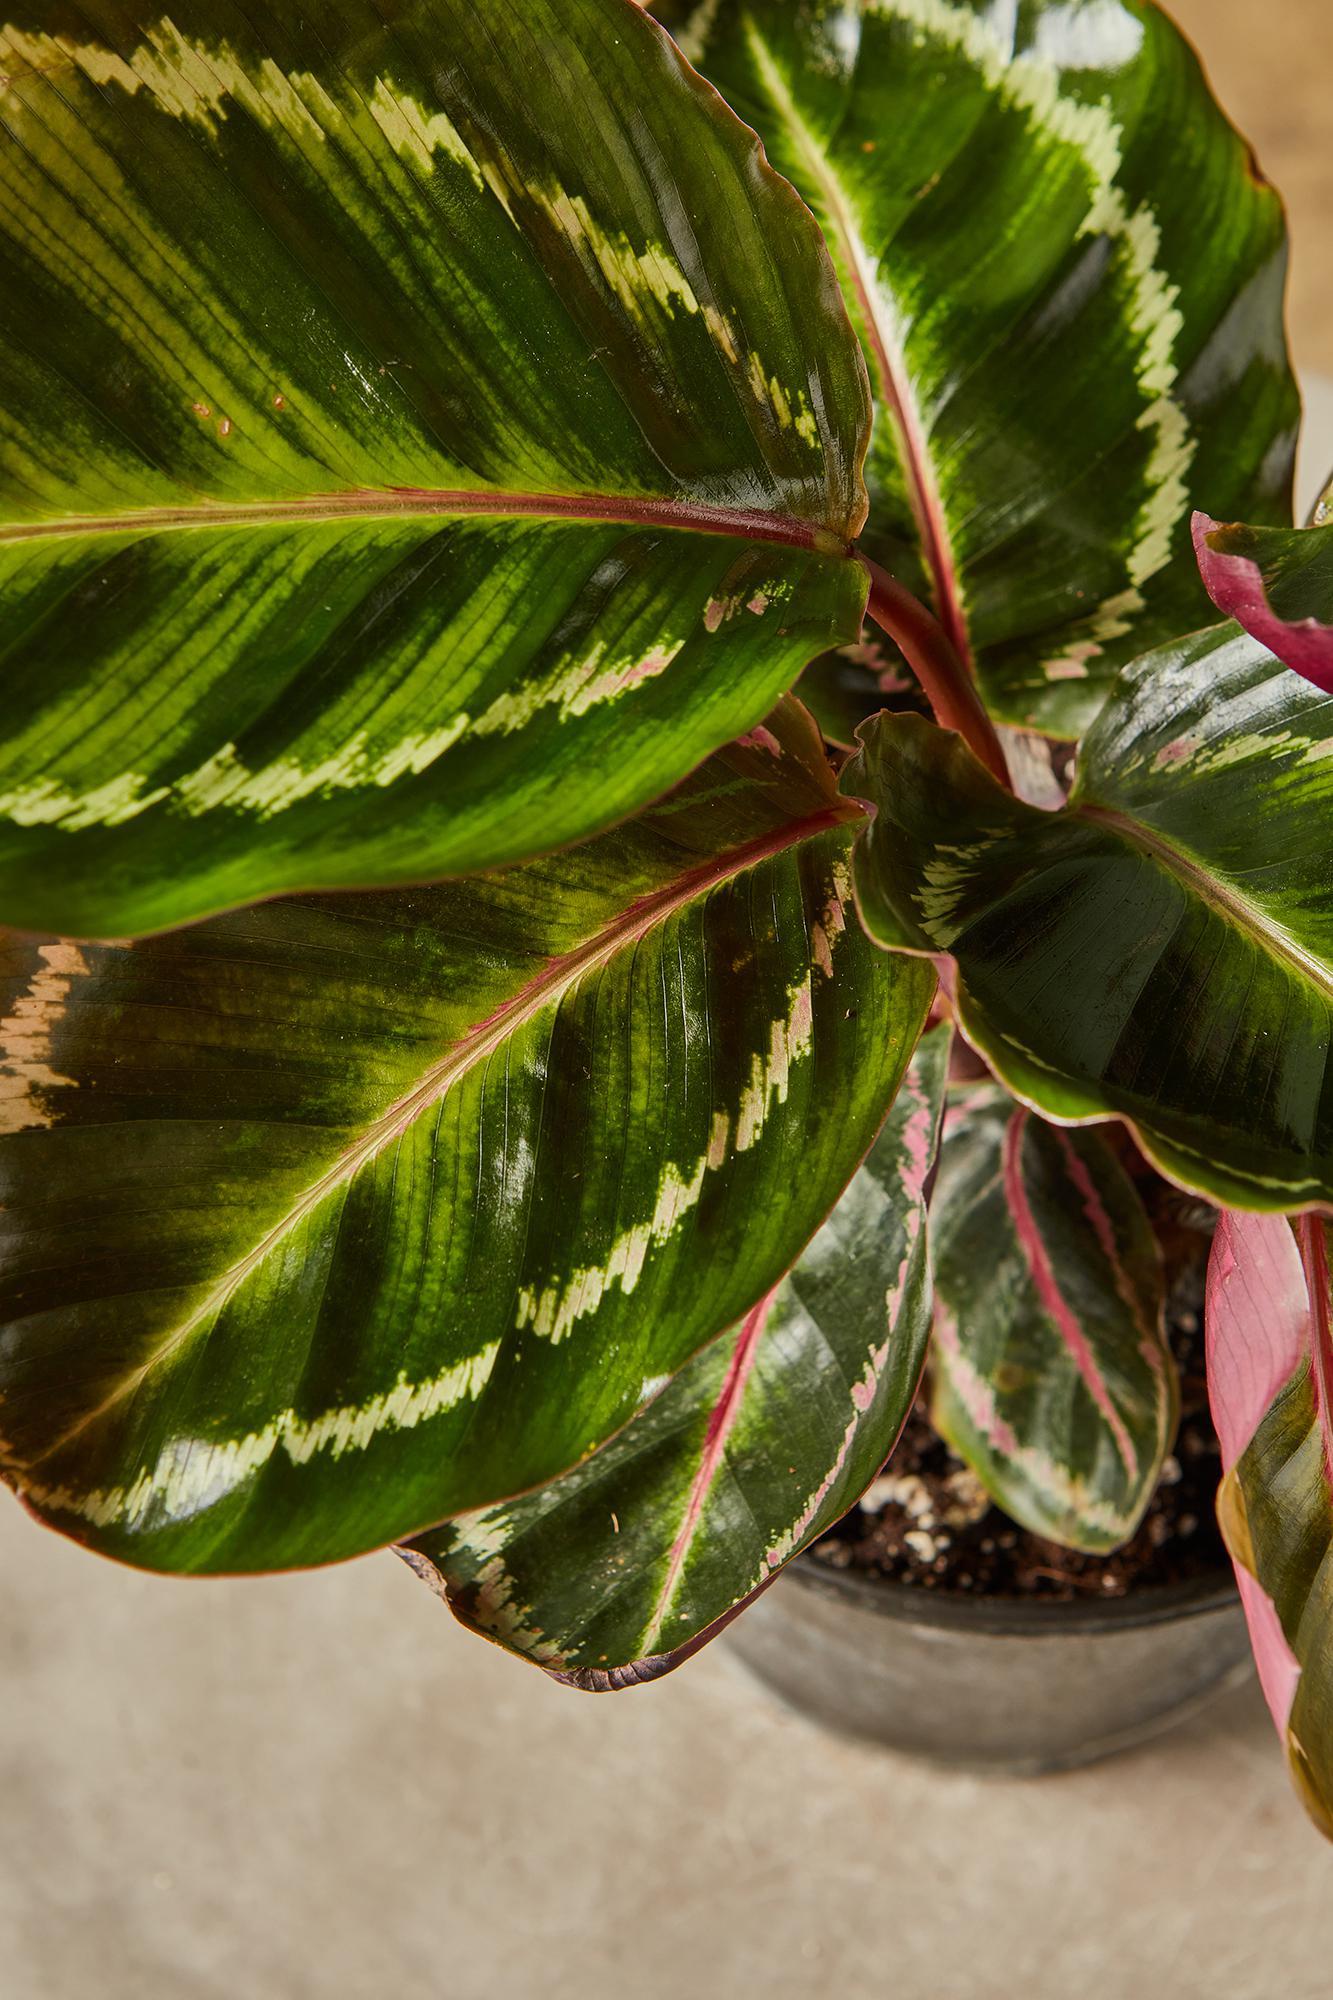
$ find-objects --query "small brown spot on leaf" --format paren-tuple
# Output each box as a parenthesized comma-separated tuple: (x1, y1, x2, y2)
(191, 402, 211, 419)
(218, 416, 233, 438)
(1243, 138, 1271, 190)
(272, 392, 286, 410)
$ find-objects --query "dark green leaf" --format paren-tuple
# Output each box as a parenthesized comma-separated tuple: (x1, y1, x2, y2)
(404, 1028, 948, 1686)
(796, 634, 923, 749)
(655, 0, 1297, 734)
(846, 607, 1333, 1209)
(0, 705, 934, 1572)
(0, 0, 871, 936)
(932, 1084, 1174, 1552)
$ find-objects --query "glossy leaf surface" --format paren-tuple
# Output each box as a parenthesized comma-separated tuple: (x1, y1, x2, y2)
(1195, 508, 1333, 693)
(0, 0, 871, 937)
(653, 0, 1297, 734)
(0, 710, 935, 1573)
(932, 1086, 1174, 1552)
(404, 1030, 948, 1685)
(847, 613, 1333, 1210)
(1207, 1211, 1333, 1839)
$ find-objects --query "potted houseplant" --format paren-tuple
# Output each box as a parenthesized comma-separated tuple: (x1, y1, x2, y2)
(2, 0, 1332, 1830)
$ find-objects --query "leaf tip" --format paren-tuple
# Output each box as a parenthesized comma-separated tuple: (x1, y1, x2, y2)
(1287, 1730, 1333, 1843)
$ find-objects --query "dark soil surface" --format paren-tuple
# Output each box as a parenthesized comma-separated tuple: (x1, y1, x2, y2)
(812, 1173, 1230, 1602)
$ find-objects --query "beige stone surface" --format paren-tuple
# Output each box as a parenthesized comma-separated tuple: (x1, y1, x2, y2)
(4, 11, 1332, 1998)
(2, 1501, 1332, 2000)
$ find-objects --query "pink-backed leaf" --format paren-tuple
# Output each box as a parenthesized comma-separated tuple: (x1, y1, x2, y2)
(399, 1029, 949, 1686)
(1206, 1211, 1333, 1838)
(1193, 510, 1333, 692)
(1206, 1213, 1306, 1731)
(1206, 1211, 1309, 1468)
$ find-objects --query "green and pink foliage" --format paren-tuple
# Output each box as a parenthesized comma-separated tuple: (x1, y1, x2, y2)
(0, 0, 1329, 1841)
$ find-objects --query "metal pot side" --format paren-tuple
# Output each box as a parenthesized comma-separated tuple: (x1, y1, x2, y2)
(725, 1557, 1253, 1776)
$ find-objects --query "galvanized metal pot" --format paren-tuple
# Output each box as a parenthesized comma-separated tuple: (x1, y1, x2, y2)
(727, 1557, 1251, 1776)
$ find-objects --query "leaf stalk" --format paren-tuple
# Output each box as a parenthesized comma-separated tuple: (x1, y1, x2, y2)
(859, 556, 1011, 789)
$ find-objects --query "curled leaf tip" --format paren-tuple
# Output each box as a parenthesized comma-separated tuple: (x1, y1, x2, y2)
(1193, 510, 1333, 694)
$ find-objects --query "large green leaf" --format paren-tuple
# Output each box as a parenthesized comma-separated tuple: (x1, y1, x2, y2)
(653, 0, 1297, 735)
(0, 704, 934, 1573)
(1207, 1211, 1333, 1840)
(846, 604, 1333, 1210)
(931, 1084, 1174, 1552)
(0, 0, 871, 938)
(404, 1028, 948, 1686)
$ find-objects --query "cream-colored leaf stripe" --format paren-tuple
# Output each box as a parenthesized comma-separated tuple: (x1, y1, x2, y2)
(0, 19, 826, 469)
(0, 630, 694, 833)
(24, 1344, 503, 1532)
(4, 808, 855, 1528)
(0, 943, 89, 1134)
(517, 965, 821, 1344)
(706, 0, 1191, 682)
(867, 0, 1190, 682)
(401, 1030, 947, 1670)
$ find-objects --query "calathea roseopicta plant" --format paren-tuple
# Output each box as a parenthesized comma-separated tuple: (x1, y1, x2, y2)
(0, 0, 1329, 1826)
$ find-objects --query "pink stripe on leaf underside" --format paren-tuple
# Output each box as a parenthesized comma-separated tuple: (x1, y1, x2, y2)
(933, 1303, 1019, 1457)
(1052, 1129, 1164, 1375)
(639, 1287, 774, 1653)
(1003, 1109, 1137, 1479)
(897, 1067, 939, 1205)
(767, 1309, 928, 1569)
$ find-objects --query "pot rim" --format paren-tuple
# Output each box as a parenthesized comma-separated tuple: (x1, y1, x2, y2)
(789, 1546, 1239, 1636)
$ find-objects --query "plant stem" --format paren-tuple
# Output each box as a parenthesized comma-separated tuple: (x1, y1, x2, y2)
(859, 556, 1011, 790)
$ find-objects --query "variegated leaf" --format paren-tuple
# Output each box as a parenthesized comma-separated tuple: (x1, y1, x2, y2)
(0, 705, 935, 1573)
(0, 0, 871, 938)
(1194, 505, 1333, 693)
(931, 1085, 1175, 1553)
(1207, 1211, 1333, 1839)
(404, 1028, 948, 1685)
(846, 602, 1333, 1211)
(652, 0, 1297, 735)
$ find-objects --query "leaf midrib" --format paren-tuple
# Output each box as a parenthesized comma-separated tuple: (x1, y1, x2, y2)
(741, 23, 971, 667)
(1002, 1107, 1138, 1479)
(27, 799, 858, 1469)
(0, 488, 853, 554)
(637, 1285, 774, 1657)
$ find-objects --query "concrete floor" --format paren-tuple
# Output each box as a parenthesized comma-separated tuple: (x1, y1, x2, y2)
(2, 1507, 1332, 2000)
(4, 6, 1333, 1996)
